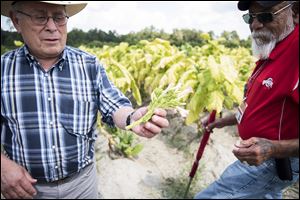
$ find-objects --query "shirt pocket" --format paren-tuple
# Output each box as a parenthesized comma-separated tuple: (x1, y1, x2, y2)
(58, 99, 98, 137)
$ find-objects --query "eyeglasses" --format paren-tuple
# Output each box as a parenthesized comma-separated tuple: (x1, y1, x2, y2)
(16, 10, 69, 26)
(242, 3, 294, 24)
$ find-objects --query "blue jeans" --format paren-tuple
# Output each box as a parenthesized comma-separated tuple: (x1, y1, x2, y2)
(194, 157, 299, 199)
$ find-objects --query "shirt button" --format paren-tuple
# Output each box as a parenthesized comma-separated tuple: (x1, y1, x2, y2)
(48, 97, 51, 101)
(52, 145, 56, 149)
(44, 73, 48, 77)
(55, 166, 58, 169)
(49, 121, 53, 126)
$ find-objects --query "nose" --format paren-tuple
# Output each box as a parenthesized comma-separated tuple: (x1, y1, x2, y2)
(45, 17, 57, 31)
(250, 17, 264, 31)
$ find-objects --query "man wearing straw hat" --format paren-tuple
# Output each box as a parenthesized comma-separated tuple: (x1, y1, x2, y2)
(1, 1, 169, 199)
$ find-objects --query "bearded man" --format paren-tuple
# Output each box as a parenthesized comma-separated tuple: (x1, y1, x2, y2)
(194, 1, 299, 199)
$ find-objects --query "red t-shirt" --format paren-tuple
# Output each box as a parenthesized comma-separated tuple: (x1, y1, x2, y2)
(238, 25, 299, 140)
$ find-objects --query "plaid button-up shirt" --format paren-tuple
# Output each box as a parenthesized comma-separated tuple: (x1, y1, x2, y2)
(1, 45, 131, 182)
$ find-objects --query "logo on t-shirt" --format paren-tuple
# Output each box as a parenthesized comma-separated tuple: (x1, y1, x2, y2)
(262, 78, 273, 89)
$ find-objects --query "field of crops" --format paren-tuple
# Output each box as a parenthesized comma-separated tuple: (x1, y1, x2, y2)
(81, 36, 255, 125)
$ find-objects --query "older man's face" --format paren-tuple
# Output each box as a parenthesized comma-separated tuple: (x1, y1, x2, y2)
(249, 2, 293, 43)
(248, 2, 294, 59)
(11, 2, 68, 60)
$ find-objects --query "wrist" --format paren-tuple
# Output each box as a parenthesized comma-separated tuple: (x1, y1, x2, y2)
(1, 153, 11, 170)
(215, 118, 225, 128)
(270, 140, 279, 157)
(126, 111, 135, 129)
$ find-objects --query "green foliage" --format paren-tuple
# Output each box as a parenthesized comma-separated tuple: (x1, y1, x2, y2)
(1, 39, 23, 55)
(1, 45, 10, 55)
(1, 27, 251, 50)
(14, 40, 23, 47)
(125, 84, 189, 130)
(67, 28, 121, 47)
(1, 27, 255, 157)
(80, 44, 142, 106)
(106, 126, 144, 158)
(161, 162, 204, 199)
(81, 37, 255, 127)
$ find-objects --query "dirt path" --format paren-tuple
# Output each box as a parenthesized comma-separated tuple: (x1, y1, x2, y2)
(98, 112, 237, 199)
(0, 115, 297, 199)
(95, 113, 298, 199)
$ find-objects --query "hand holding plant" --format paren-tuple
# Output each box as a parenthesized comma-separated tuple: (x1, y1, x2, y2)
(126, 84, 192, 133)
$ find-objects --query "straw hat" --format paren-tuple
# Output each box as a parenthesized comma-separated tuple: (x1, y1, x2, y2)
(1, 1, 87, 17)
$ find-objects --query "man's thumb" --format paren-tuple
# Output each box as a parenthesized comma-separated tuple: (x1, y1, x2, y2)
(24, 170, 37, 183)
(240, 138, 255, 148)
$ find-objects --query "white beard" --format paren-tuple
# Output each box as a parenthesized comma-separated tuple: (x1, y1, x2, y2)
(251, 11, 295, 60)
(251, 31, 277, 60)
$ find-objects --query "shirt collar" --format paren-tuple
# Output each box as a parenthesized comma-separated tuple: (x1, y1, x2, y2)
(268, 24, 299, 61)
(24, 45, 67, 71)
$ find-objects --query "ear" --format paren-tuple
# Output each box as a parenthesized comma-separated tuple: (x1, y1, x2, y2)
(292, 3, 299, 25)
(9, 11, 22, 33)
(293, 14, 299, 25)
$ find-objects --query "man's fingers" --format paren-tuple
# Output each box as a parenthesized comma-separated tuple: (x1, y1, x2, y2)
(132, 107, 147, 122)
(232, 147, 254, 156)
(3, 190, 19, 199)
(151, 115, 169, 128)
(205, 124, 214, 132)
(153, 108, 167, 117)
(239, 157, 260, 166)
(20, 177, 37, 196)
(14, 185, 34, 199)
(139, 107, 148, 115)
(239, 138, 257, 148)
(139, 126, 156, 138)
(24, 170, 37, 184)
(145, 122, 161, 134)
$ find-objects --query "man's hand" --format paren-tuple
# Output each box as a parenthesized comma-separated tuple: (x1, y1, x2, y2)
(201, 117, 224, 133)
(201, 113, 237, 133)
(1, 155, 37, 199)
(232, 137, 275, 166)
(130, 107, 169, 138)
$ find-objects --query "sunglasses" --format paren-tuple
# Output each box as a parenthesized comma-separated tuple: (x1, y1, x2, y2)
(242, 3, 293, 24)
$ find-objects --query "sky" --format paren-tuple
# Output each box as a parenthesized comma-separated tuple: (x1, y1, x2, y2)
(1, 1, 251, 39)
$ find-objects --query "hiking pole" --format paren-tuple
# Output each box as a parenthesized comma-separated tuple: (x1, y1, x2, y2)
(183, 110, 217, 199)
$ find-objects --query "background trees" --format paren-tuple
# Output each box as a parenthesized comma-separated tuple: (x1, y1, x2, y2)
(1, 26, 251, 54)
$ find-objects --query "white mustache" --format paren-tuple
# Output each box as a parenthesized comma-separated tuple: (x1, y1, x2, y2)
(251, 30, 276, 60)
(251, 30, 276, 44)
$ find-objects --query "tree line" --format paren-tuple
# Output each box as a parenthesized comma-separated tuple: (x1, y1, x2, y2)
(1, 26, 251, 54)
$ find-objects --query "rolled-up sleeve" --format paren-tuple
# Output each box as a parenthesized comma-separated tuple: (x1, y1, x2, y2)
(96, 60, 132, 126)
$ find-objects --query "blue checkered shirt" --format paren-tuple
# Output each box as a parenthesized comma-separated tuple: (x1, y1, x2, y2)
(1, 45, 131, 182)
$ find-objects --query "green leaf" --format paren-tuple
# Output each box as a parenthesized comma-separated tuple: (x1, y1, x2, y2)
(130, 144, 144, 157)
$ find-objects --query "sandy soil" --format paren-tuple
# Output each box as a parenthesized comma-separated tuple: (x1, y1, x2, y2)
(0, 113, 298, 199)
(95, 113, 299, 199)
